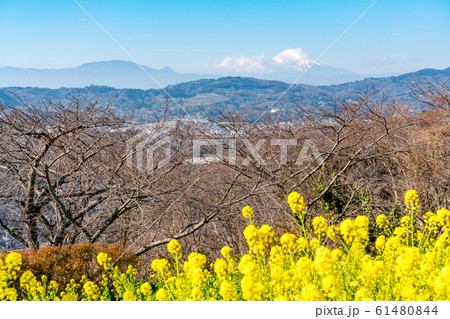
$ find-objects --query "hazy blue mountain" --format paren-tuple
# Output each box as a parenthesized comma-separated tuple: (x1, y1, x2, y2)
(0, 60, 364, 89)
(0, 61, 220, 89)
(0, 67, 448, 121)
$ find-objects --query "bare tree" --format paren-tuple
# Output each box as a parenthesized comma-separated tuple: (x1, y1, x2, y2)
(0, 97, 182, 249)
(410, 79, 450, 116)
(0, 97, 265, 257)
(204, 92, 414, 224)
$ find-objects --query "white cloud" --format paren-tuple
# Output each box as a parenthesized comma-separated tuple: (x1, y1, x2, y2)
(363, 56, 396, 67)
(211, 48, 317, 74)
(216, 54, 266, 73)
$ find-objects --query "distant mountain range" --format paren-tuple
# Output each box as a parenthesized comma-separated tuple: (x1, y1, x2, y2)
(0, 60, 366, 89)
(0, 61, 220, 89)
(0, 67, 448, 121)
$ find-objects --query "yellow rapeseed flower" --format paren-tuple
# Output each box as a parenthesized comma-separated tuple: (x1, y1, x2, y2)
(167, 239, 181, 255)
(287, 191, 306, 215)
(242, 205, 254, 219)
(312, 216, 327, 238)
(326, 225, 336, 240)
(375, 235, 386, 251)
(155, 288, 169, 301)
(376, 214, 388, 228)
(220, 246, 233, 259)
(280, 233, 297, 249)
(405, 189, 420, 210)
(123, 290, 136, 301)
(151, 259, 169, 273)
(96, 252, 110, 267)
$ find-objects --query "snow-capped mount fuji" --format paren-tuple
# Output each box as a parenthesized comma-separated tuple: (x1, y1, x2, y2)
(211, 49, 362, 85)
(254, 50, 362, 85)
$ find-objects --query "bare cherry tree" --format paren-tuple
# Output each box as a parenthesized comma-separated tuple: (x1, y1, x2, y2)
(0, 97, 184, 249)
(204, 92, 413, 225)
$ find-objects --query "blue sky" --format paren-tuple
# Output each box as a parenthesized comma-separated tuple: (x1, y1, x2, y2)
(0, 0, 449, 75)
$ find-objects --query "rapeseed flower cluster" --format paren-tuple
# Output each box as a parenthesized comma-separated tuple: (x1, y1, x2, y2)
(0, 252, 21, 300)
(0, 189, 449, 301)
(242, 206, 254, 219)
(287, 191, 306, 215)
